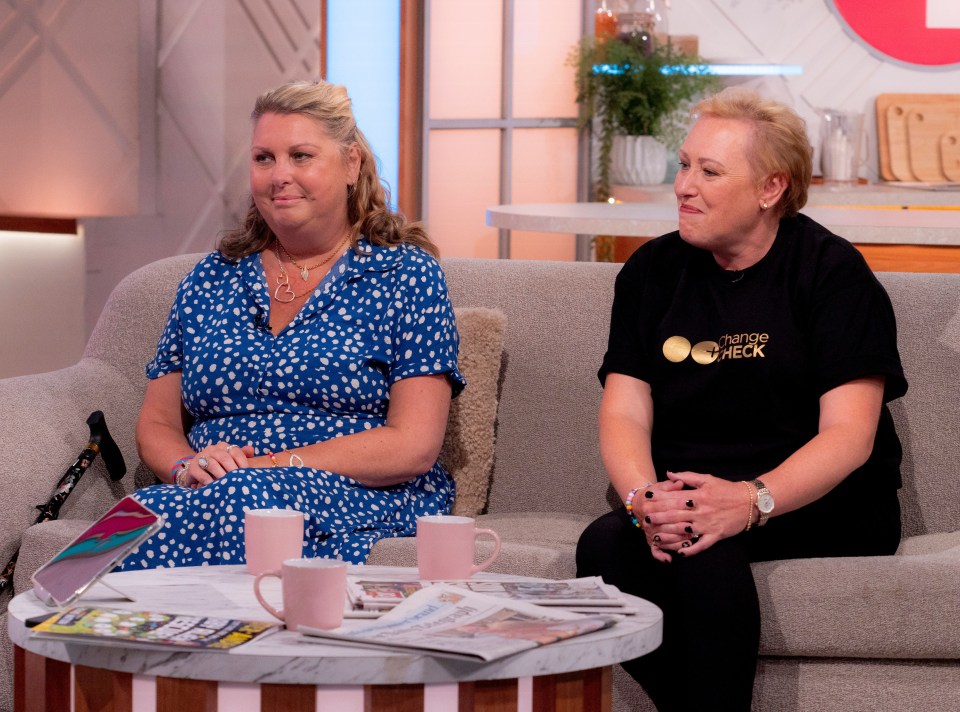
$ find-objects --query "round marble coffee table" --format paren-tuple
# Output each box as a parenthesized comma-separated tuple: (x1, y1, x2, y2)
(9, 564, 661, 712)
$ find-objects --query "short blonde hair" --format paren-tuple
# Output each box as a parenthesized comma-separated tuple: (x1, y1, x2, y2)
(692, 89, 812, 217)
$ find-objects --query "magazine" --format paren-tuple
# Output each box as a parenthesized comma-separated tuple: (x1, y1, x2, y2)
(346, 576, 632, 614)
(29, 606, 278, 651)
(303, 583, 618, 662)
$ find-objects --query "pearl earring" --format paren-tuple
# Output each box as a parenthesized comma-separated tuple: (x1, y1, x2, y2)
(761, 202, 769, 210)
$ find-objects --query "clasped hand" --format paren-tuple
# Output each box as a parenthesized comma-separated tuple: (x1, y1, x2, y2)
(182, 442, 255, 488)
(638, 472, 748, 563)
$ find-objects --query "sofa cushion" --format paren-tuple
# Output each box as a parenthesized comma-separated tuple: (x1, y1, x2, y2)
(754, 530, 960, 659)
(442, 307, 506, 517)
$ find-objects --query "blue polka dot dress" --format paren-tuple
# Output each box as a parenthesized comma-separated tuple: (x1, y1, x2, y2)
(121, 239, 465, 569)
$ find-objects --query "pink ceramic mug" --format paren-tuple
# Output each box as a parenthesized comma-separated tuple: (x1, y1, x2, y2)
(253, 557, 347, 631)
(244, 508, 305, 576)
(416, 515, 502, 580)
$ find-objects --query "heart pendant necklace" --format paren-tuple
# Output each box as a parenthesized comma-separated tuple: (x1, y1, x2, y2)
(272, 245, 312, 303)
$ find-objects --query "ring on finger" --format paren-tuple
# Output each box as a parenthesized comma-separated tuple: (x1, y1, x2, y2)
(197, 456, 210, 470)
(225, 444, 237, 452)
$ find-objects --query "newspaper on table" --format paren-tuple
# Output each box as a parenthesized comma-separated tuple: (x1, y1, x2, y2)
(346, 575, 636, 615)
(347, 578, 424, 611)
(28, 606, 278, 651)
(303, 583, 618, 662)
(452, 577, 628, 607)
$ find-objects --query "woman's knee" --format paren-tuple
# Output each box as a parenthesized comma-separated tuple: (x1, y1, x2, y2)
(576, 509, 651, 592)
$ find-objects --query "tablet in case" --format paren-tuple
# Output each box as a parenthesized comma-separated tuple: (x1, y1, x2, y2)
(31, 496, 164, 608)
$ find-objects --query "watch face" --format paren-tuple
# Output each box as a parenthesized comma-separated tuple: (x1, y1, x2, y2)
(758, 493, 775, 513)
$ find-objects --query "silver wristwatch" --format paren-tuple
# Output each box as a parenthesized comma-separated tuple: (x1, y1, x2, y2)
(752, 479, 775, 526)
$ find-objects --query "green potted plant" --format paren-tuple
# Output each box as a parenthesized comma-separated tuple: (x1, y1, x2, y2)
(570, 36, 719, 199)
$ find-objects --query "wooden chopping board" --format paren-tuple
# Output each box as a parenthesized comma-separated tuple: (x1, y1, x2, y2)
(885, 105, 916, 181)
(941, 132, 960, 182)
(907, 108, 960, 181)
(876, 94, 960, 181)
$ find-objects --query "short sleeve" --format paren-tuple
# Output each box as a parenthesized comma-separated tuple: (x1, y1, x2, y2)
(145, 275, 191, 379)
(809, 252, 907, 403)
(388, 253, 466, 397)
(599, 248, 659, 386)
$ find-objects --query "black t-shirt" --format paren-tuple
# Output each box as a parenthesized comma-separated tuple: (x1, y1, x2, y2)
(600, 214, 907, 492)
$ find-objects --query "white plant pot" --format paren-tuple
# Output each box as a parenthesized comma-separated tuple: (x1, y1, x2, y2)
(610, 135, 668, 185)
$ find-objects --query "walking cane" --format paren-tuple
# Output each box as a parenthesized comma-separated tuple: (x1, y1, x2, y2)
(0, 411, 126, 596)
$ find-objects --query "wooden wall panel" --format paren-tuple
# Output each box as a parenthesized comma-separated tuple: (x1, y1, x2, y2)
(615, 237, 960, 273)
(399, 0, 425, 221)
(854, 244, 960, 273)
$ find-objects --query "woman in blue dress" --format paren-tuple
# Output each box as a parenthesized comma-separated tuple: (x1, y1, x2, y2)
(122, 80, 464, 569)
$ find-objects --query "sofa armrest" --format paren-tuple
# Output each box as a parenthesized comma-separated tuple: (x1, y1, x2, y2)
(0, 360, 145, 596)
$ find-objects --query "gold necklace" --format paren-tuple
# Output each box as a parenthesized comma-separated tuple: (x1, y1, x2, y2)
(272, 246, 317, 303)
(275, 234, 350, 280)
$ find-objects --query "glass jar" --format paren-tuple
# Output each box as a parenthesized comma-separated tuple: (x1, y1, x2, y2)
(615, 1, 671, 52)
(616, 0, 657, 54)
(594, 0, 618, 42)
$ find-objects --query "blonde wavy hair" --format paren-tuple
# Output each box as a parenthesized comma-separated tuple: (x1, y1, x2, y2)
(219, 80, 438, 259)
(691, 89, 812, 218)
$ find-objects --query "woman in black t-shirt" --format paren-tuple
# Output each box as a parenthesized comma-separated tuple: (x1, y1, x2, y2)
(576, 89, 906, 712)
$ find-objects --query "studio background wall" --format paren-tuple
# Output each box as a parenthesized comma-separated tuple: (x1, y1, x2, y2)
(1, 0, 959, 378)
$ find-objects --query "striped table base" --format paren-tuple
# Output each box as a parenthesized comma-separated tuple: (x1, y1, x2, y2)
(15, 646, 612, 712)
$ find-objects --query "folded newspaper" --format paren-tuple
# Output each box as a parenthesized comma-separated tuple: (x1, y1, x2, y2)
(29, 606, 277, 651)
(303, 583, 618, 662)
(347, 575, 636, 615)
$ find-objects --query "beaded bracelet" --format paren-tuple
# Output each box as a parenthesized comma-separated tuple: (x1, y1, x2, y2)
(266, 451, 279, 467)
(624, 483, 654, 529)
(742, 480, 756, 532)
(170, 457, 194, 486)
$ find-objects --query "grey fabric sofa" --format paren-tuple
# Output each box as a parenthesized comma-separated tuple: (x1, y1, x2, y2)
(2, 254, 958, 711)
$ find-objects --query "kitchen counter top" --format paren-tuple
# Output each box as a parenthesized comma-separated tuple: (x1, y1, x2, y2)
(611, 182, 960, 208)
(487, 201, 960, 246)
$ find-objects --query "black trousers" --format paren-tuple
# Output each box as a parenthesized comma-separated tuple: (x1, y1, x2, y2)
(575, 483, 901, 712)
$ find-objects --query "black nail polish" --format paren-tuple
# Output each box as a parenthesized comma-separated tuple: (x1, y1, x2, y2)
(653, 535, 661, 543)
(681, 540, 691, 548)
(676, 551, 685, 557)
(691, 535, 701, 544)
(686, 499, 695, 508)
(644, 516, 652, 524)
(684, 526, 694, 534)
(644, 491, 654, 499)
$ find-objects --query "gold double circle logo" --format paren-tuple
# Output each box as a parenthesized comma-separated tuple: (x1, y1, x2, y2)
(662, 336, 720, 365)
